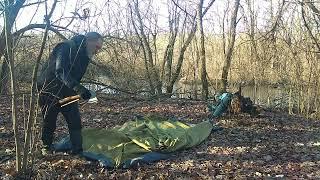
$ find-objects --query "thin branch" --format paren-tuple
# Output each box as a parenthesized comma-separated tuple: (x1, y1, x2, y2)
(170, 0, 194, 18)
(13, 24, 67, 40)
(22, 0, 46, 8)
(301, 2, 320, 51)
(202, 0, 216, 16)
(303, 0, 320, 21)
(22, 0, 58, 172)
(259, 0, 286, 40)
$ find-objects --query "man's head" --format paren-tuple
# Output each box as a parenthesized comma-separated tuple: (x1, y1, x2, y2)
(85, 32, 103, 57)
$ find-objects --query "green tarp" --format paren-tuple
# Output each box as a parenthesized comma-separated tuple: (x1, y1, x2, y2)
(74, 116, 213, 168)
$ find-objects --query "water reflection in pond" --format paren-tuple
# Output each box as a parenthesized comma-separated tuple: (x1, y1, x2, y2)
(85, 80, 319, 118)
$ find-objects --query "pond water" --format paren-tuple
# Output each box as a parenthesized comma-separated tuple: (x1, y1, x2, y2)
(240, 85, 287, 106)
(86, 82, 289, 105)
(174, 82, 295, 109)
(85, 78, 319, 118)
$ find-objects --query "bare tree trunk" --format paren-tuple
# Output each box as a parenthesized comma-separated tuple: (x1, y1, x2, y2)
(4, 0, 21, 172)
(0, 55, 9, 94)
(22, 0, 57, 172)
(301, 3, 320, 52)
(197, 0, 208, 100)
(132, 0, 162, 94)
(221, 0, 240, 92)
(164, 0, 214, 95)
(129, 4, 155, 94)
(246, 0, 259, 103)
(163, 5, 179, 93)
(167, 17, 197, 93)
(192, 39, 200, 99)
(288, 86, 293, 114)
(164, 36, 176, 93)
(0, 0, 26, 95)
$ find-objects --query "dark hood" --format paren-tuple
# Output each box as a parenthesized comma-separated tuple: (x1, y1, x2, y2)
(70, 34, 87, 50)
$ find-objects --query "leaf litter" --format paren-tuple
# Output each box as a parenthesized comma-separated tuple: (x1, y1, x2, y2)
(0, 95, 320, 179)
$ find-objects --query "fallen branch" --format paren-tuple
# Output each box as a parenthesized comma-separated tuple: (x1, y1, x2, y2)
(81, 80, 150, 95)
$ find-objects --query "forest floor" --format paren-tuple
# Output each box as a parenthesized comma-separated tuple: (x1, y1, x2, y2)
(0, 95, 320, 179)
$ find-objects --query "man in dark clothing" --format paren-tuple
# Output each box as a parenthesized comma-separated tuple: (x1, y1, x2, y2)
(37, 32, 103, 155)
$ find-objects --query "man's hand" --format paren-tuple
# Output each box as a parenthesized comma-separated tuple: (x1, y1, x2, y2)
(73, 84, 91, 100)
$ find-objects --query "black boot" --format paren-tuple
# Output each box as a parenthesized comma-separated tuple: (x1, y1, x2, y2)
(69, 130, 83, 155)
(41, 131, 55, 156)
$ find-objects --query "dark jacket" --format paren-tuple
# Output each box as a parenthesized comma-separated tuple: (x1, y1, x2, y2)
(37, 35, 91, 99)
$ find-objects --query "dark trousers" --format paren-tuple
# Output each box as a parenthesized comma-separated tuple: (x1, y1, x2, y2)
(39, 93, 82, 152)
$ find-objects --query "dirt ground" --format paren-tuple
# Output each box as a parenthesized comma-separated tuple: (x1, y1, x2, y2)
(1, 95, 320, 179)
